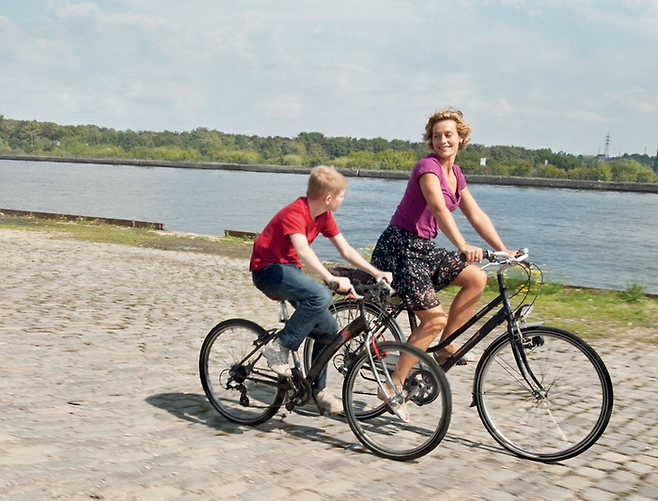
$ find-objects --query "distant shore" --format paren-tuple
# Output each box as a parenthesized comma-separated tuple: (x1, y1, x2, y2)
(2, 153, 657, 194)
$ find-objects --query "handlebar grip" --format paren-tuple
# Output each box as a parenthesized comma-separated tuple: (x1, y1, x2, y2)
(461, 249, 528, 264)
(459, 249, 496, 262)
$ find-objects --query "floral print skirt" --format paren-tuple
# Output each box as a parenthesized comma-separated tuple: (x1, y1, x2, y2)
(371, 225, 467, 311)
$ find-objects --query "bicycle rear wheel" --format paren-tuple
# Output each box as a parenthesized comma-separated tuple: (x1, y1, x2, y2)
(199, 319, 284, 425)
(303, 299, 404, 372)
(343, 341, 451, 461)
(474, 326, 613, 462)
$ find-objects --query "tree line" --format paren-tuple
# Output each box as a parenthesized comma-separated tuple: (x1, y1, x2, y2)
(1, 115, 656, 183)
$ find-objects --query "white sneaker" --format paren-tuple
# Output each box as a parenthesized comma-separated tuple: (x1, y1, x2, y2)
(314, 389, 343, 417)
(262, 338, 292, 377)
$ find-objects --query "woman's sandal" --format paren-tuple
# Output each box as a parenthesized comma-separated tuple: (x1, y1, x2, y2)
(377, 384, 410, 423)
(434, 350, 480, 366)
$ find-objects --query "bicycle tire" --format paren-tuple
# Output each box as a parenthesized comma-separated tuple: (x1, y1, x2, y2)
(199, 318, 284, 425)
(343, 341, 452, 461)
(473, 326, 613, 462)
(302, 300, 405, 419)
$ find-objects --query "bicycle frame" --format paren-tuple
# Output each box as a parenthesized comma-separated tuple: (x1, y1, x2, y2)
(233, 282, 426, 412)
(378, 256, 548, 395)
(444, 261, 548, 397)
(304, 306, 368, 385)
(228, 296, 371, 397)
(289, 284, 406, 408)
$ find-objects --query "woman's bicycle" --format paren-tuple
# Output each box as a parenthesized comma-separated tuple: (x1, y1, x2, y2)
(318, 249, 614, 462)
(199, 280, 452, 461)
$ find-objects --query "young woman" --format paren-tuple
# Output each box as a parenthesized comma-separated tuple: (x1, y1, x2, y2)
(371, 108, 516, 421)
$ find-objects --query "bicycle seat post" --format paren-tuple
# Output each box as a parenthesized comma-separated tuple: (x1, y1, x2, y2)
(278, 301, 290, 323)
(275, 300, 305, 375)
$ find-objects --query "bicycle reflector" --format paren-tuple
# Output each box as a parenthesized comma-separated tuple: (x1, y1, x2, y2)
(515, 304, 534, 322)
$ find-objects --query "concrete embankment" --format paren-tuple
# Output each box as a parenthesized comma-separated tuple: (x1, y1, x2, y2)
(0, 207, 164, 230)
(464, 175, 658, 194)
(2, 154, 657, 194)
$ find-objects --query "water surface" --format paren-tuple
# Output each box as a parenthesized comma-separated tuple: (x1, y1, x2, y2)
(1, 160, 656, 293)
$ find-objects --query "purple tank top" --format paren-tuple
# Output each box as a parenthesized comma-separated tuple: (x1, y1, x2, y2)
(390, 154, 467, 239)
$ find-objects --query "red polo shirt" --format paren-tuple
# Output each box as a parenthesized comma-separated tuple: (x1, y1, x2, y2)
(249, 197, 339, 272)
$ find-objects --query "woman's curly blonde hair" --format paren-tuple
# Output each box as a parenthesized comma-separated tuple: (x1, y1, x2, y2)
(422, 108, 472, 152)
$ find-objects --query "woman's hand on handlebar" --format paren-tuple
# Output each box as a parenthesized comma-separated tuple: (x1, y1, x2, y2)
(483, 248, 529, 263)
(460, 243, 484, 263)
(492, 247, 522, 259)
(373, 270, 393, 285)
(461, 245, 525, 263)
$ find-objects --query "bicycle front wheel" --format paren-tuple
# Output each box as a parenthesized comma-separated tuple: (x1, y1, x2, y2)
(474, 326, 613, 462)
(199, 319, 284, 425)
(343, 341, 451, 461)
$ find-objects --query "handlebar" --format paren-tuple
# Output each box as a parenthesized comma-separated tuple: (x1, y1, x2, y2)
(328, 278, 393, 301)
(485, 248, 529, 264)
(460, 248, 529, 265)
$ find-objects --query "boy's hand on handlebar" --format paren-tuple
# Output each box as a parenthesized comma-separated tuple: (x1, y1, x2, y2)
(332, 276, 352, 293)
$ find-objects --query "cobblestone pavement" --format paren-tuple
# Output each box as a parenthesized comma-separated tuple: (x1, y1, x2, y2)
(1, 229, 657, 500)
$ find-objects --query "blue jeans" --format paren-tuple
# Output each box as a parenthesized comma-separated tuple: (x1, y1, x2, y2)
(252, 263, 338, 390)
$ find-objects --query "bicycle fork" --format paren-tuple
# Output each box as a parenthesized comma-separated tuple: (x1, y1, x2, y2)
(364, 319, 411, 407)
(508, 322, 549, 399)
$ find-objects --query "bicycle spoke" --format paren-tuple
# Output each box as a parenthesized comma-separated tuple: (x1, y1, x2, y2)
(474, 327, 613, 461)
(343, 342, 451, 461)
(490, 354, 535, 394)
(199, 319, 284, 425)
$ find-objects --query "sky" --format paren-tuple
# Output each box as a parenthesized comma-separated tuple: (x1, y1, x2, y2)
(1, 0, 656, 156)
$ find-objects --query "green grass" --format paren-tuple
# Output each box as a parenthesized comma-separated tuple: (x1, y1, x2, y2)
(522, 286, 656, 341)
(440, 273, 657, 342)
(0, 214, 254, 259)
(2, 214, 656, 342)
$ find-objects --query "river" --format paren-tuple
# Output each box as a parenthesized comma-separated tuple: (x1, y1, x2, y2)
(1, 159, 657, 294)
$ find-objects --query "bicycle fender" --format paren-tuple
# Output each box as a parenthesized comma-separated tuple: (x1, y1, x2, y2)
(521, 321, 545, 328)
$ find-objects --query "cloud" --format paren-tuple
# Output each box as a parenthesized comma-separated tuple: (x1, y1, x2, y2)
(254, 96, 305, 120)
(604, 87, 658, 114)
(565, 0, 658, 33)
(1, 1, 655, 154)
(46, 0, 171, 32)
(0, 15, 75, 68)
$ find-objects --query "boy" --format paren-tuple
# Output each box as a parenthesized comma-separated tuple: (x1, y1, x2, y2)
(249, 165, 392, 416)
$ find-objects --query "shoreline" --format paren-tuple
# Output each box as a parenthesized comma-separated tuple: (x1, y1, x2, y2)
(1, 216, 656, 298)
(2, 153, 657, 194)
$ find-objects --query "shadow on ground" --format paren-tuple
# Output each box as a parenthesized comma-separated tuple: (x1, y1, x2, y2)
(146, 392, 356, 451)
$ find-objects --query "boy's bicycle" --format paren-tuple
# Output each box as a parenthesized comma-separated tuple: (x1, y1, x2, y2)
(199, 280, 452, 461)
(312, 249, 614, 462)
